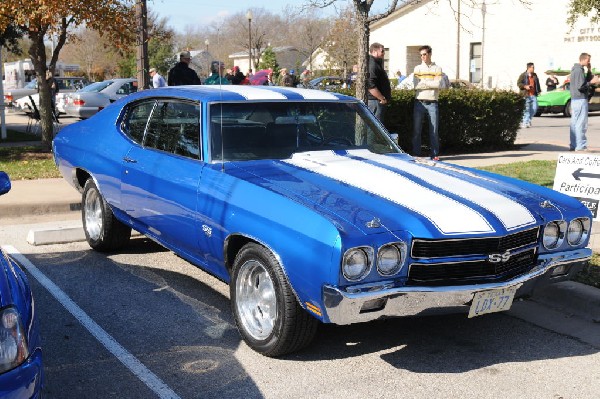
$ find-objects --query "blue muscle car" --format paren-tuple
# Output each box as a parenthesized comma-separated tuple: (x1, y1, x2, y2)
(0, 172, 44, 397)
(53, 86, 592, 357)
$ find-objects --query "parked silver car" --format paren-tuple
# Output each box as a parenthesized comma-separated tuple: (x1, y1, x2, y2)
(3, 79, 38, 108)
(63, 78, 137, 119)
(14, 77, 89, 113)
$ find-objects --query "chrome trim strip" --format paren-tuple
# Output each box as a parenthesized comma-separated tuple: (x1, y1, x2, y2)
(322, 248, 591, 325)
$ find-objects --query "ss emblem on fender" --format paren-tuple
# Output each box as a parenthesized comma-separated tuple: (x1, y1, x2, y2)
(489, 251, 511, 263)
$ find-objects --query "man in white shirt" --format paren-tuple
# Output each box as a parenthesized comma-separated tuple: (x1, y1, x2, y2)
(149, 68, 167, 88)
(413, 45, 443, 161)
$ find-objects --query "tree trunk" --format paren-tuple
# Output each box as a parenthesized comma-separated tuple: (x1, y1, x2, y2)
(28, 31, 53, 151)
(354, 7, 370, 104)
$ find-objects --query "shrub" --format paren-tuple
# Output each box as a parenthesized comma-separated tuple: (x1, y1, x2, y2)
(337, 88, 525, 154)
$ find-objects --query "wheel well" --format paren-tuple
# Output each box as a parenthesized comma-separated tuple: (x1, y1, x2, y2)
(224, 235, 258, 274)
(74, 168, 91, 192)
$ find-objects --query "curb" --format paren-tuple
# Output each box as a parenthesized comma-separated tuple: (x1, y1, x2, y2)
(530, 281, 600, 323)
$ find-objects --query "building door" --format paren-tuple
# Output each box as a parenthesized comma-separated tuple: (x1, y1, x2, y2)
(470, 43, 482, 84)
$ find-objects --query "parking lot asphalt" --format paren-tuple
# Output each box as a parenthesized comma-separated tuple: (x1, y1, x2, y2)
(1, 109, 599, 325)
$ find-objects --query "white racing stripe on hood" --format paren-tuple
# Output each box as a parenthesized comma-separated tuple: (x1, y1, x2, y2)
(284, 151, 494, 235)
(349, 150, 536, 231)
(294, 88, 339, 100)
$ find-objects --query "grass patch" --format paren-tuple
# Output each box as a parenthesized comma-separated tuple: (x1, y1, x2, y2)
(0, 146, 60, 180)
(480, 160, 557, 188)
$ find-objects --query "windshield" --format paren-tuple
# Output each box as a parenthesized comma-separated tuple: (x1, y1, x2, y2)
(210, 101, 401, 161)
(79, 81, 113, 93)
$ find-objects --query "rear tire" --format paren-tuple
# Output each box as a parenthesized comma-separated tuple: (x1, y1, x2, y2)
(230, 243, 318, 357)
(564, 100, 571, 117)
(82, 179, 131, 252)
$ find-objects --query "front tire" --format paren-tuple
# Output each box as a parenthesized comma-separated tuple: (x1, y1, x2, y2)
(230, 243, 318, 357)
(82, 178, 131, 252)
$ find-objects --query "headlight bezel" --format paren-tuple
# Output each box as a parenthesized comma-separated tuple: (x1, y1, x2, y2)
(542, 220, 566, 250)
(342, 246, 374, 282)
(377, 242, 407, 276)
(0, 306, 30, 374)
(567, 217, 591, 246)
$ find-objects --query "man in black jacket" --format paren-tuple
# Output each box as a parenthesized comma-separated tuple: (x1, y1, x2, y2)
(168, 51, 201, 86)
(517, 62, 541, 128)
(367, 42, 391, 122)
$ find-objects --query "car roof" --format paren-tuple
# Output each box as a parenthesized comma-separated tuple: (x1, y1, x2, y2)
(127, 85, 355, 103)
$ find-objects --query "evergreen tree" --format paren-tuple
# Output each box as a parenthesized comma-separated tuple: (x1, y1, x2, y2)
(258, 46, 279, 73)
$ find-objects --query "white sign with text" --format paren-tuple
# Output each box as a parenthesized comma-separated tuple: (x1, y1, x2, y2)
(553, 153, 600, 219)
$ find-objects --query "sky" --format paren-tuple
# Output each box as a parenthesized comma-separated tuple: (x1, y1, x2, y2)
(148, 0, 339, 33)
(148, 0, 395, 33)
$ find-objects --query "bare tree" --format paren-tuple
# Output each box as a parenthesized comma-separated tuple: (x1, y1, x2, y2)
(324, 5, 359, 78)
(284, 7, 331, 71)
(307, 0, 400, 103)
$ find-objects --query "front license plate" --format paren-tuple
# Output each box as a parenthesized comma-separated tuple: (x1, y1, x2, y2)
(468, 287, 517, 318)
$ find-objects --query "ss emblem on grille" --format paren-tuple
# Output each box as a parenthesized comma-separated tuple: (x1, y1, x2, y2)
(489, 251, 511, 263)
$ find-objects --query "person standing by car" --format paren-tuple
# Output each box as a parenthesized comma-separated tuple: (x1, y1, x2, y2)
(367, 42, 391, 122)
(168, 51, 201, 86)
(204, 61, 231, 85)
(412, 45, 442, 160)
(149, 68, 166, 88)
(569, 52, 599, 151)
(546, 73, 559, 91)
(517, 62, 541, 128)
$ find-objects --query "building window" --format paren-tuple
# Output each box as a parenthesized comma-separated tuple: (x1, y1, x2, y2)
(470, 43, 482, 84)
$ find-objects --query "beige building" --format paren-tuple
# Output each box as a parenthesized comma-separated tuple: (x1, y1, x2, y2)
(370, 0, 600, 90)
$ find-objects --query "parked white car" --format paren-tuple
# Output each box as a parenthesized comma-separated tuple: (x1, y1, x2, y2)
(63, 78, 137, 119)
(14, 77, 89, 114)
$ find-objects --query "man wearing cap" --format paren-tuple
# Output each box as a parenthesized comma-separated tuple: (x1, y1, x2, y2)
(168, 51, 201, 86)
(204, 61, 231, 85)
(149, 67, 166, 88)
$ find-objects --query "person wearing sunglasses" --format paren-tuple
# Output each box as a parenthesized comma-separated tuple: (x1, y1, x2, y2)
(412, 45, 443, 161)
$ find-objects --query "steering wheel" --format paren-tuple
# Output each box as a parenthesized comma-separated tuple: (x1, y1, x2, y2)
(322, 136, 353, 147)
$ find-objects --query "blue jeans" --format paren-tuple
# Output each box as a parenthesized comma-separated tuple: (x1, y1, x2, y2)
(413, 100, 439, 158)
(522, 95, 538, 126)
(368, 99, 386, 122)
(570, 98, 589, 150)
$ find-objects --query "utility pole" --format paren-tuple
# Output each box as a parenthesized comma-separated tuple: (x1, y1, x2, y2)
(456, 0, 460, 80)
(0, 46, 6, 140)
(136, 0, 149, 90)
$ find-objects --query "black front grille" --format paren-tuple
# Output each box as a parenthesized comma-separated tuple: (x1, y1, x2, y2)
(411, 227, 539, 259)
(407, 248, 537, 286)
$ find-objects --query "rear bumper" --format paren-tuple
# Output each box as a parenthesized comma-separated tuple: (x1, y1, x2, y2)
(322, 248, 591, 324)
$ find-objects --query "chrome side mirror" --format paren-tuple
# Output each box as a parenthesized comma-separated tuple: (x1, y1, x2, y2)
(389, 133, 399, 144)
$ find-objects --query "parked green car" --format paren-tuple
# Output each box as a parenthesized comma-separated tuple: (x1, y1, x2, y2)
(536, 82, 600, 117)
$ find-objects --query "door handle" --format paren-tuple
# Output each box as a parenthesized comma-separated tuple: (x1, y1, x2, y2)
(123, 157, 137, 163)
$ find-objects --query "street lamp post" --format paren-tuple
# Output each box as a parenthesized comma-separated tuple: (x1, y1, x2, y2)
(246, 10, 253, 72)
(205, 39, 210, 78)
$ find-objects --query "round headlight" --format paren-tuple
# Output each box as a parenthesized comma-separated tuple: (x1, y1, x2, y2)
(543, 221, 565, 249)
(377, 242, 407, 276)
(567, 219, 583, 245)
(342, 248, 371, 281)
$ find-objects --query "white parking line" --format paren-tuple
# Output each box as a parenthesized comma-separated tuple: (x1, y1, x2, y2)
(3, 245, 181, 399)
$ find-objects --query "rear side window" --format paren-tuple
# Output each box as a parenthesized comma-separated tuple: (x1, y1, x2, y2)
(144, 100, 201, 159)
(121, 100, 155, 144)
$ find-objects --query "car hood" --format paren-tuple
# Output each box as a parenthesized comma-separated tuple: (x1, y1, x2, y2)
(229, 149, 582, 239)
(538, 89, 570, 103)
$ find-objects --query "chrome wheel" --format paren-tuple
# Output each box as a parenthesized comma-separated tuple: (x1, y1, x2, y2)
(235, 259, 277, 340)
(84, 187, 103, 241)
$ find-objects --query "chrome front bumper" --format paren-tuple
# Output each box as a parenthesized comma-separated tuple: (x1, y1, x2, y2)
(322, 248, 592, 325)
